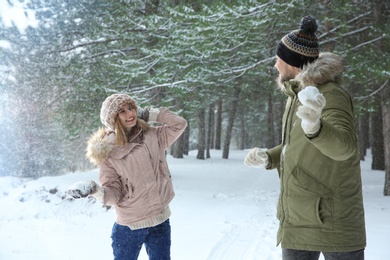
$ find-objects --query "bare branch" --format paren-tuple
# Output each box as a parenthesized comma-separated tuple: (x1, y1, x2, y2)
(347, 36, 385, 52)
(320, 26, 370, 46)
(143, 58, 160, 73)
(319, 11, 372, 39)
(223, 70, 247, 83)
(226, 41, 247, 52)
(355, 79, 389, 101)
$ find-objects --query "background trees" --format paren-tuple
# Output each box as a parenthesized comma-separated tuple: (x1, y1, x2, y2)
(0, 0, 389, 194)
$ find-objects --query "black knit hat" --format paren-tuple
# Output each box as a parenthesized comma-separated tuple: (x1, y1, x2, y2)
(276, 16, 319, 68)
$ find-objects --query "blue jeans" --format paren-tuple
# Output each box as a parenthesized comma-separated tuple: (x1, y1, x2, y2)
(282, 248, 364, 260)
(111, 219, 171, 260)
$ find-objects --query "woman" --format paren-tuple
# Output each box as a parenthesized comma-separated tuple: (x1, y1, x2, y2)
(68, 93, 187, 260)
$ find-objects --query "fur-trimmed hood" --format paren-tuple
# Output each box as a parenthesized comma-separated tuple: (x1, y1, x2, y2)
(296, 52, 344, 87)
(86, 122, 145, 166)
(86, 128, 116, 166)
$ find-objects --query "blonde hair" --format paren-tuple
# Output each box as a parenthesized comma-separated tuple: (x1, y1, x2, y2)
(114, 117, 150, 146)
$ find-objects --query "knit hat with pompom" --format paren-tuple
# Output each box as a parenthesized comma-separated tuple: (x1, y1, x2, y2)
(276, 16, 319, 68)
(100, 94, 137, 131)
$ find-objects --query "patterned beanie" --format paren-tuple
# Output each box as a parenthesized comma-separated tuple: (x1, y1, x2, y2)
(276, 16, 319, 68)
(100, 94, 137, 131)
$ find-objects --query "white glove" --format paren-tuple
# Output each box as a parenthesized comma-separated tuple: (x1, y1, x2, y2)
(148, 108, 160, 122)
(67, 180, 104, 202)
(244, 148, 269, 168)
(296, 86, 326, 135)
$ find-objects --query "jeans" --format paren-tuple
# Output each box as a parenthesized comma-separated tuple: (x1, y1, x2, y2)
(111, 219, 171, 260)
(282, 248, 364, 260)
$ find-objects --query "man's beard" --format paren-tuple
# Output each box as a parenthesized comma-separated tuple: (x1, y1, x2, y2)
(276, 72, 296, 92)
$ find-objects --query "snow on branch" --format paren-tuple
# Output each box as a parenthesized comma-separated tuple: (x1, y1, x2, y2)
(87, 49, 132, 59)
(130, 80, 188, 94)
(242, 3, 270, 17)
(213, 56, 274, 77)
(60, 38, 121, 53)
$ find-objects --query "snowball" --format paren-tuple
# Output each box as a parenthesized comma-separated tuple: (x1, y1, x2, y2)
(297, 86, 319, 106)
(67, 180, 95, 198)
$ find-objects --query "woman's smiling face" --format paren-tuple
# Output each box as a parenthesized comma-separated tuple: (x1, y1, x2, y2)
(118, 102, 137, 129)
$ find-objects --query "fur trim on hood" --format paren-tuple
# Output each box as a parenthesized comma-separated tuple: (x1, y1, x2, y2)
(86, 128, 115, 166)
(296, 52, 344, 87)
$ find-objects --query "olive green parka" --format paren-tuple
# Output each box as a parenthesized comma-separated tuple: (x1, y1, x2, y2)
(267, 52, 366, 252)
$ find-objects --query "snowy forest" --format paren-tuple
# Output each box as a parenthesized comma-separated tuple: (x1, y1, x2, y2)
(0, 1, 389, 193)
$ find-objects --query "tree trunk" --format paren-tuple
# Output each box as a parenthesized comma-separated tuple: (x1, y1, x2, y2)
(371, 98, 385, 170)
(239, 105, 246, 150)
(222, 86, 241, 159)
(371, 0, 390, 195)
(382, 81, 390, 195)
(183, 121, 190, 156)
(266, 91, 275, 149)
(196, 108, 206, 159)
(215, 97, 222, 150)
(171, 134, 185, 158)
(206, 103, 215, 158)
(145, 0, 159, 14)
(209, 103, 215, 150)
(275, 93, 284, 145)
(358, 111, 370, 160)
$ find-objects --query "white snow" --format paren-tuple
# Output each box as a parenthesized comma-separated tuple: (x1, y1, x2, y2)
(0, 1, 38, 32)
(0, 149, 388, 260)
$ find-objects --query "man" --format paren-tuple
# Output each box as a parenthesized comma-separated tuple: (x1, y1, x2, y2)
(244, 16, 366, 260)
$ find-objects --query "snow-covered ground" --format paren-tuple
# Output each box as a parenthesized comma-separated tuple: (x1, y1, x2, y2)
(0, 149, 388, 260)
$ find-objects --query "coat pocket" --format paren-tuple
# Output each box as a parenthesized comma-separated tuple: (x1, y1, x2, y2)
(159, 159, 172, 179)
(286, 166, 334, 228)
(122, 178, 134, 200)
(286, 194, 333, 228)
(117, 178, 135, 208)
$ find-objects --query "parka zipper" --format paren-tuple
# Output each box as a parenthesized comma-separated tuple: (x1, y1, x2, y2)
(279, 91, 299, 229)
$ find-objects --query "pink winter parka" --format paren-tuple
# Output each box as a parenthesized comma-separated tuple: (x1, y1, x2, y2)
(86, 108, 187, 230)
